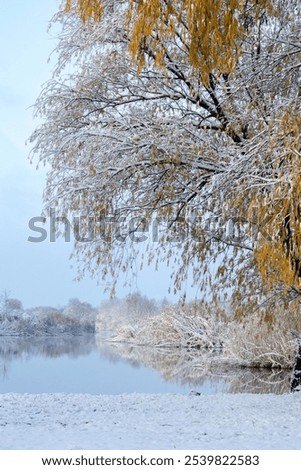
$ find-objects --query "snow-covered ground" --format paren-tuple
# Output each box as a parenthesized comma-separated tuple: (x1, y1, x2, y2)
(0, 392, 300, 449)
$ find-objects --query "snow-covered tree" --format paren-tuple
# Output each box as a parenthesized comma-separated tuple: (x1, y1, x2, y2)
(96, 292, 158, 336)
(30, 0, 301, 316)
(0, 292, 24, 321)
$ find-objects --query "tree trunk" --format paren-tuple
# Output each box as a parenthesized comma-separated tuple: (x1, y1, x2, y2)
(291, 344, 301, 392)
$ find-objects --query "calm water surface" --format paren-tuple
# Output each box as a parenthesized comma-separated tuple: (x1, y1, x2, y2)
(0, 335, 291, 394)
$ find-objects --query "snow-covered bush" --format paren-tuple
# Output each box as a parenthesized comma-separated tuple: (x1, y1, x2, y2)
(135, 303, 226, 348)
(224, 307, 299, 369)
(99, 300, 226, 349)
(97, 295, 299, 370)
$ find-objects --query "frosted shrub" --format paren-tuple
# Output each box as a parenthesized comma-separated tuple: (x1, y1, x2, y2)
(137, 304, 224, 348)
(98, 296, 299, 370)
(104, 301, 226, 349)
(224, 308, 298, 369)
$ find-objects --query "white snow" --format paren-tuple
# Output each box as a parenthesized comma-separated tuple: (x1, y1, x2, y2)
(0, 392, 300, 449)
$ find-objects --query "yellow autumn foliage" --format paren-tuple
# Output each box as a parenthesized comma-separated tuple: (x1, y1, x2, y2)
(253, 111, 301, 294)
(65, 0, 103, 22)
(64, 0, 275, 77)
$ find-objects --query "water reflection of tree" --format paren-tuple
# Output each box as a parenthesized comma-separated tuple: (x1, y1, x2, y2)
(200, 366, 290, 395)
(1, 363, 7, 381)
(0, 336, 96, 363)
(96, 339, 291, 394)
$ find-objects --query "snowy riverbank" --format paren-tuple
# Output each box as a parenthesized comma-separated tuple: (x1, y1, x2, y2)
(0, 392, 300, 449)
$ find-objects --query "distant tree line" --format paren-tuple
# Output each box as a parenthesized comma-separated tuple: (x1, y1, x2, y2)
(0, 292, 97, 336)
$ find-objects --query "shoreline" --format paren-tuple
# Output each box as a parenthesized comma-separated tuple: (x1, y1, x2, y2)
(0, 391, 300, 450)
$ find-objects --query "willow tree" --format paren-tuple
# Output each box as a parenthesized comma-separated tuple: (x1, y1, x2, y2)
(30, 0, 301, 318)
(64, 0, 274, 74)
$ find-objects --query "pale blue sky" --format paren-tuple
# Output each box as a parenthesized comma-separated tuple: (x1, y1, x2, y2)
(0, 1, 197, 308)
